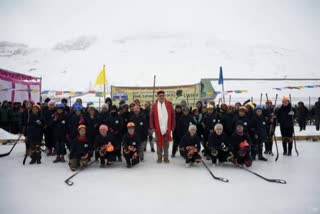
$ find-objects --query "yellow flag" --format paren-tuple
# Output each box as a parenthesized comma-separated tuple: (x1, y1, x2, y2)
(95, 65, 107, 85)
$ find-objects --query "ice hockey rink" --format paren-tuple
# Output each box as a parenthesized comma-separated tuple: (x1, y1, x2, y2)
(0, 138, 319, 214)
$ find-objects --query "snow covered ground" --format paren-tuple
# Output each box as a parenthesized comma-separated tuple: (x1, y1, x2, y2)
(274, 125, 320, 137)
(1, 141, 320, 214)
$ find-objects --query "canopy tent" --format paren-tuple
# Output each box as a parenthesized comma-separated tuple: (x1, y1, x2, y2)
(0, 68, 41, 103)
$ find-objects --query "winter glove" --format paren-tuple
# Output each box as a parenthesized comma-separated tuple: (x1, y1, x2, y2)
(186, 146, 192, 151)
(128, 145, 136, 152)
(227, 152, 234, 162)
(123, 149, 130, 154)
(210, 148, 218, 156)
(81, 153, 89, 160)
(232, 157, 238, 165)
(99, 145, 108, 156)
(36, 120, 42, 125)
(192, 147, 198, 153)
(221, 143, 228, 152)
(132, 152, 138, 159)
(288, 111, 294, 116)
(254, 134, 259, 140)
(187, 151, 194, 159)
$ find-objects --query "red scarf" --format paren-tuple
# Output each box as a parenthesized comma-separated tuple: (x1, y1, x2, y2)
(152, 99, 172, 147)
(77, 135, 87, 143)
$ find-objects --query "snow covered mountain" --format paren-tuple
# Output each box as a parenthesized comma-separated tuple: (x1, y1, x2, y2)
(0, 0, 319, 94)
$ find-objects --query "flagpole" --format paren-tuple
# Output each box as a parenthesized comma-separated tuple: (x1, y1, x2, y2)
(222, 82, 225, 103)
(152, 75, 156, 104)
(103, 84, 106, 102)
(39, 77, 42, 103)
(219, 66, 225, 103)
(103, 64, 106, 102)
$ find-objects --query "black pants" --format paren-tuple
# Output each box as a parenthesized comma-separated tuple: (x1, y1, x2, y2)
(100, 151, 116, 162)
(172, 137, 180, 156)
(10, 122, 20, 134)
(123, 151, 139, 166)
(44, 129, 55, 151)
(298, 119, 306, 131)
(282, 137, 293, 155)
(265, 134, 273, 152)
(210, 150, 229, 163)
(185, 152, 201, 163)
(252, 138, 264, 159)
(55, 139, 66, 156)
(180, 149, 201, 163)
(315, 117, 320, 131)
(30, 143, 41, 161)
(234, 153, 252, 167)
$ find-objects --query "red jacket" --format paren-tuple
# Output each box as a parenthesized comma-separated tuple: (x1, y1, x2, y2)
(149, 99, 176, 147)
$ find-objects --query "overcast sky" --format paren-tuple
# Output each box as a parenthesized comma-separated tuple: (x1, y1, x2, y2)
(1, 0, 319, 49)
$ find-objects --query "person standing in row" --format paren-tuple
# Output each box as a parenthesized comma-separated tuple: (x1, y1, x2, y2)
(149, 91, 175, 163)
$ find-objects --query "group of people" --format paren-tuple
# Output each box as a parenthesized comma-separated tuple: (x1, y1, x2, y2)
(1, 93, 319, 170)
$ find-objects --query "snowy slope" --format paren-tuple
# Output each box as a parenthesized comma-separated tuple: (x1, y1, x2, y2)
(0, 0, 319, 93)
(0, 142, 320, 214)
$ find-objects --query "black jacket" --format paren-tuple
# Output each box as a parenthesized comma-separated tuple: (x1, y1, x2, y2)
(94, 133, 115, 150)
(229, 132, 252, 154)
(70, 136, 92, 160)
(107, 112, 124, 142)
(177, 115, 197, 138)
(251, 114, 268, 141)
(122, 133, 141, 151)
(52, 112, 68, 141)
(276, 104, 294, 128)
(84, 114, 100, 142)
(207, 132, 229, 150)
(180, 133, 201, 151)
(129, 113, 148, 141)
(221, 112, 234, 136)
(68, 113, 86, 139)
(173, 112, 183, 139)
(232, 115, 250, 133)
(202, 112, 219, 132)
(27, 112, 44, 143)
(296, 104, 308, 121)
(98, 111, 110, 125)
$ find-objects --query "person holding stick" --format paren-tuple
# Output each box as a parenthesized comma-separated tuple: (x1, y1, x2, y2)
(275, 97, 295, 156)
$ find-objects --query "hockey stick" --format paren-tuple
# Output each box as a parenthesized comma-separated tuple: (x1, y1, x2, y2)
(0, 134, 23, 158)
(274, 134, 279, 162)
(22, 110, 30, 165)
(289, 94, 299, 156)
(237, 164, 286, 184)
(273, 94, 279, 161)
(22, 141, 30, 165)
(266, 93, 279, 161)
(259, 93, 263, 105)
(243, 99, 251, 106)
(64, 160, 96, 186)
(201, 160, 229, 183)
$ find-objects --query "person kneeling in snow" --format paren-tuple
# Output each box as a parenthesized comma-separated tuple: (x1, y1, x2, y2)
(69, 125, 92, 171)
(180, 125, 202, 168)
(207, 123, 231, 165)
(230, 121, 252, 167)
(122, 122, 141, 168)
(94, 125, 116, 168)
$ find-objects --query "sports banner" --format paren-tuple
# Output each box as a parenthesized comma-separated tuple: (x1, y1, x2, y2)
(111, 84, 200, 106)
